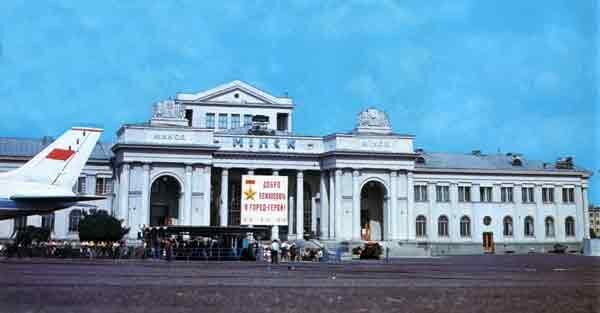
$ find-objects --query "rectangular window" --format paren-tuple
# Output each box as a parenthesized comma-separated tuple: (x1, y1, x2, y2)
(522, 187, 535, 203)
(458, 186, 471, 202)
(277, 113, 289, 131)
(231, 114, 241, 129)
(243, 114, 252, 126)
(205, 113, 215, 129)
(414, 185, 428, 202)
(218, 113, 228, 129)
(77, 176, 86, 194)
(480, 187, 492, 202)
(501, 187, 513, 203)
(562, 187, 575, 203)
(542, 187, 554, 203)
(185, 109, 193, 127)
(95, 177, 113, 195)
(436, 186, 450, 202)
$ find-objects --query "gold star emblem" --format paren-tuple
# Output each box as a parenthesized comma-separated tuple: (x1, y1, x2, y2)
(244, 187, 256, 200)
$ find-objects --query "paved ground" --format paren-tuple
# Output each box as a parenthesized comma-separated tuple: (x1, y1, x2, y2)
(1, 255, 599, 313)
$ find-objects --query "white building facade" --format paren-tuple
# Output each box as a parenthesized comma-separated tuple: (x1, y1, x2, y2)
(0, 80, 593, 254)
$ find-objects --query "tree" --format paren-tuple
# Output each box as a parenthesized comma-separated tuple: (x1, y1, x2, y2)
(78, 210, 129, 243)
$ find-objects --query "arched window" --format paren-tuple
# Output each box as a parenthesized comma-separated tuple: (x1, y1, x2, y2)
(503, 216, 513, 236)
(416, 215, 427, 237)
(545, 216, 555, 237)
(565, 216, 575, 237)
(68, 209, 83, 233)
(524, 216, 534, 237)
(438, 215, 449, 237)
(460, 216, 471, 237)
(41, 213, 55, 232)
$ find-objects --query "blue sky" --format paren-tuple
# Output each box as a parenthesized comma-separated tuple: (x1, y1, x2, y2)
(0, 1, 598, 202)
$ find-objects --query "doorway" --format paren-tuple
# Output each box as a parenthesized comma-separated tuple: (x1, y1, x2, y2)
(482, 232, 494, 253)
(150, 175, 181, 226)
(360, 181, 386, 241)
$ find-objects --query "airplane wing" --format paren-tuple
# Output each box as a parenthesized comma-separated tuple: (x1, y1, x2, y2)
(10, 195, 106, 202)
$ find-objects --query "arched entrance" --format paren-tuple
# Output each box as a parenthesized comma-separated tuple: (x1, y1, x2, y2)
(150, 175, 181, 226)
(360, 180, 387, 241)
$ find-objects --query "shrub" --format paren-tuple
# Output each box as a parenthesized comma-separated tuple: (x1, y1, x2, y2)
(78, 210, 129, 243)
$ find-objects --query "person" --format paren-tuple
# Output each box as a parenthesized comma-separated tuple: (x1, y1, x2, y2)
(281, 241, 289, 262)
(165, 239, 173, 262)
(271, 239, 280, 264)
(289, 243, 297, 262)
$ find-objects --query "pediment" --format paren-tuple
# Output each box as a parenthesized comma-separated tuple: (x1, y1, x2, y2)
(176, 80, 293, 106)
(202, 87, 270, 104)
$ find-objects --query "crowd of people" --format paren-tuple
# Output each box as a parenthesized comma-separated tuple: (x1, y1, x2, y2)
(267, 239, 324, 264)
(0, 240, 138, 259)
(1, 235, 328, 263)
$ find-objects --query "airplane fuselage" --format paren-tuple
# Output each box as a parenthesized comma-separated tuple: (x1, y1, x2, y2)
(0, 179, 80, 220)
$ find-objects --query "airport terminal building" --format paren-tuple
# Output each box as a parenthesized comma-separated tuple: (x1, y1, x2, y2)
(0, 80, 593, 254)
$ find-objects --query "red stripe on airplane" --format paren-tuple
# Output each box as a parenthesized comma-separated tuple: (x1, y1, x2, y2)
(46, 148, 75, 161)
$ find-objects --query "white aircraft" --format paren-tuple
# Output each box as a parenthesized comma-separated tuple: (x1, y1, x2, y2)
(0, 127, 105, 220)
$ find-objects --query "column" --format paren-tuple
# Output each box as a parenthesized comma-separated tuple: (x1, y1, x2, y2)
(203, 166, 211, 226)
(450, 183, 459, 240)
(352, 170, 361, 240)
(534, 184, 543, 240)
(583, 187, 590, 239)
(271, 169, 280, 240)
(472, 183, 481, 202)
(329, 170, 335, 239)
(448, 182, 460, 241)
(184, 164, 193, 225)
(220, 168, 229, 226)
(118, 163, 130, 225)
(311, 196, 317, 235)
(407, 172, 414, 240)
(112, 175, 119, 217)
(428, 182, 436, 239)
(390, 171, 398, 240)
(140, 163, 150, 228)
(514, 184, 523, 242)
(398, 171, 408, 240)
(288, 195, 295, 236)
(86, 174, 96, 196)
(320, 171, 329, 239)
(334, 169, 342, 239)
(246, 169, 255, 228)
(296, 171, 304, 239)
(575, 186, 585, 240)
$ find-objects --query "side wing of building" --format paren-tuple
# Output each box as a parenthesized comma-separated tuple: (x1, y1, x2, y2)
(0, 137, 115, 240)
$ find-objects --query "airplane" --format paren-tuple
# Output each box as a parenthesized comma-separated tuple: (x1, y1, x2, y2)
(0, 127, 105, 220)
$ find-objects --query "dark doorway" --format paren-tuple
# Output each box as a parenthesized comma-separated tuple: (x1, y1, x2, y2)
(360, 181, 386, 241)
(483, 232, 494, 253)
(150, 175, 181, 226)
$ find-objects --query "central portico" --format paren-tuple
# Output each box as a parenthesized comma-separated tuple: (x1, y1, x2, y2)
(112, 80, 417, 242)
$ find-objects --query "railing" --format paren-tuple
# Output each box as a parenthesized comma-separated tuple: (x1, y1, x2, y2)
(0, 246, 336, 263)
